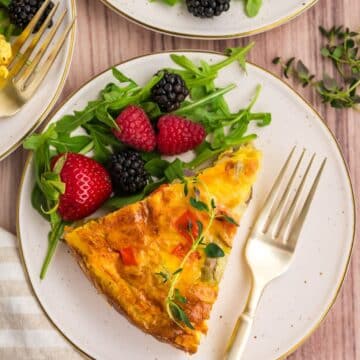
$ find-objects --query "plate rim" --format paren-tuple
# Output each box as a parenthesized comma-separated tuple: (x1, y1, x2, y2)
(99, 0, 319, 40)
(16, 50, 356, 360)
(0, 0, 77, 162)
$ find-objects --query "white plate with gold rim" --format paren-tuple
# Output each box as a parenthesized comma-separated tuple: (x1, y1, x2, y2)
(0, 0, 76, 161)
(99, 0, 318, 39)
(18, 51, 354, 360)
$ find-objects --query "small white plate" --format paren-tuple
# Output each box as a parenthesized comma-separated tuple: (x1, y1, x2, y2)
(18, 51, 355, 360)
(0, 0, 76, 161)
(100, 0, 318, 39)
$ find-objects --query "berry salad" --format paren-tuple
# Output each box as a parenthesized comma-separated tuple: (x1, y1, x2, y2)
(23, 44, 272, 279)
(157, 0, 263, 19)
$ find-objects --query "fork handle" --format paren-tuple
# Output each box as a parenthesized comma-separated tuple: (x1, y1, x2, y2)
(225, 311, 254, 360)
(224, 283, 264, 360)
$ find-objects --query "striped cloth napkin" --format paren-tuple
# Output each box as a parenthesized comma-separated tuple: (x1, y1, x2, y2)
(0, 227, 83, 360)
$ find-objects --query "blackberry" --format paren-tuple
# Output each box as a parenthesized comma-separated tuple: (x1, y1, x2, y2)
(8, 0, 54, 32)
(151, 71, 189, 113)
(186, 0, 231, 18)
(108, 150, 149, 195)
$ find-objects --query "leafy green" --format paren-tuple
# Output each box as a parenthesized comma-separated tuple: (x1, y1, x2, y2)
(245, 0, 262, 17)
(164, 159, 184, 182)
(24, 45, 271, 279)
(144, 158, 170, 178)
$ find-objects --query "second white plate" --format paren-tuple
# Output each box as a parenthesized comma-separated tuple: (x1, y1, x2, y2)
(0, 0, 76, 161)
(100, 0, 318, 39)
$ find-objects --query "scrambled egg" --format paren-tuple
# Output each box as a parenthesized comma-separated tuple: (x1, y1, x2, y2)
(0, 35, 12, 79)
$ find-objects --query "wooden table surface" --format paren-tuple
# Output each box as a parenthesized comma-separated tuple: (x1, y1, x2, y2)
(0, 0, 359, 358)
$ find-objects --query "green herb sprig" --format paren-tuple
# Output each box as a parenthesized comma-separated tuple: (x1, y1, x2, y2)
(162, 179, 236, 329)
(273, 25, 360, 109)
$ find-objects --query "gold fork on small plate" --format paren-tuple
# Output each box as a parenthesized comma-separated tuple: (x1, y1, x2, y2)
(225, 147, 327, 360)
(0, 0, 75, 118)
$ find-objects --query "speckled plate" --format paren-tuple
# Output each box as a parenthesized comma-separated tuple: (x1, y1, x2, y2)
(0, 0, 76, 161)
(18, 51, 355, 360)
(99, 0, 318, 39)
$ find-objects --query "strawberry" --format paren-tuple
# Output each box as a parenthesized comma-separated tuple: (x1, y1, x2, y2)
(156, 115, 206, 155)
(51, 153, 112, 221)
(113, 105, 156, 152)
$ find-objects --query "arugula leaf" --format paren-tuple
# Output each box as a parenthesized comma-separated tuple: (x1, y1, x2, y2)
(164, 159, 184, 182)
(245, 0, 262, 17)
(23, 124, 58, 150)
(105, 180, 165, 210)
(40, 220, 65, 279)
(55, 101, 98, 133)
(170, 55, 202, 75)
(144, 158, 170, 178)
(49, 135, 93, 154)
(95, 104, 118, 129)
(31, 185, 50, 221)
(112, 67, 137, 85)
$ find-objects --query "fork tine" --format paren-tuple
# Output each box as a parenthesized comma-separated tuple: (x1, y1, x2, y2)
(20, 18, 75, 95)
(266, 149, 306, 237)
(277, 153, 316, 241)
(282, 157, 326, 248)
(252, 146, 296, 233)
(16, 8, 67, 87)
(8, 2, 59, 80)
(9, 0, 52, 62)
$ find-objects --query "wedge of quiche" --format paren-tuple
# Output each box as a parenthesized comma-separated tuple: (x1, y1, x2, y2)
(64, 145, 261, 353)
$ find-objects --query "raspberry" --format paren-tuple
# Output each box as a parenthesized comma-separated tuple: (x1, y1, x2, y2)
(157, 115, 206, 155)
(113, 106, 156, 152)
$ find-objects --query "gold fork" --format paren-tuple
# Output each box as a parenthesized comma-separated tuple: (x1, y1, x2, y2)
(225, 147, 327, 360)
(0, 0, 75, 118)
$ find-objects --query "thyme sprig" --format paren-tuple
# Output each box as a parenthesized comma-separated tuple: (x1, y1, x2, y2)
(164, 178, 235, 329)
(273, 25, 360, 109)
(165, 181, 217, 330)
